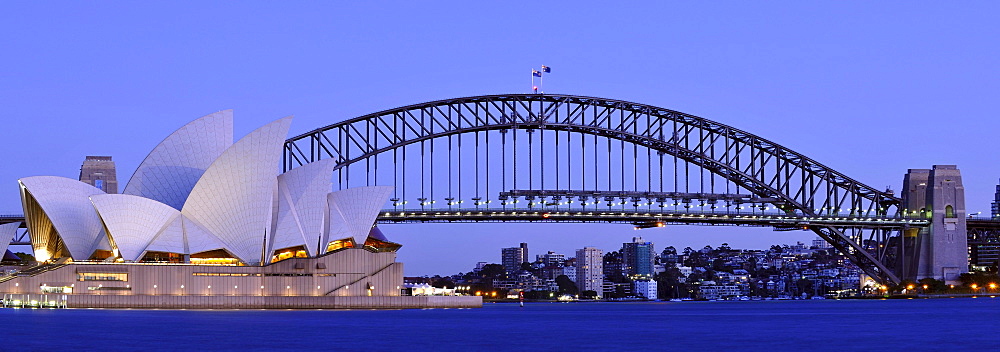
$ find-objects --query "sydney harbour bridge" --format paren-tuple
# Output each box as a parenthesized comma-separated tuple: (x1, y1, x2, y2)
(5, 94, 1000, 285)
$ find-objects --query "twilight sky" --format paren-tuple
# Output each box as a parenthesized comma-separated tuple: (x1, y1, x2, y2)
(2, 2, 999, 276)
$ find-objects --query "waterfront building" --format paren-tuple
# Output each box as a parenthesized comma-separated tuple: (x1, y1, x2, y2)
(698, 283, 745, 300)
(502, 242, 528, 275)
(79, 156, 117, 194)
(633, 280, 657, 299)
(575, 247, 603, 297)
(603, 280, 632, 297)
(2, 111, 478, 309)
(622, 237, 655, 280)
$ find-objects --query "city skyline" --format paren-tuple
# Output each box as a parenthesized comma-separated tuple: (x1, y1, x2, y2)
(4, 2, 1000, 275)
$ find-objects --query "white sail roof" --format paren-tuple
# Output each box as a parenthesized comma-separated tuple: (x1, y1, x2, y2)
(0, 222, 19, 258)
(19, 176, 108, 260)
(145, 215, 187, 255)
(182, 216, 228, 255)
(182, 116, 292, 264)
(123, 110, 233, 210)
(91, 194, 180, 262)
(327, 186, 393, 245)
(272, 158, 337, 256)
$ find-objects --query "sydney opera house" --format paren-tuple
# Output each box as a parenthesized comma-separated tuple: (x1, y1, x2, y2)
(0, 111, 479, 309)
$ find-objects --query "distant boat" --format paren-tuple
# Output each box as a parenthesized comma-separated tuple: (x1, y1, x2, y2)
(669, 298, 682, 302)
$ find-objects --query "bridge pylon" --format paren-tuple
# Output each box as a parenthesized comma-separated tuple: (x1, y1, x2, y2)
(900, 165, 969, 284)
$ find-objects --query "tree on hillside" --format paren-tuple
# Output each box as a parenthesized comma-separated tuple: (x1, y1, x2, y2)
(555, 275, 578, 294)
(478, 264, 506, 280)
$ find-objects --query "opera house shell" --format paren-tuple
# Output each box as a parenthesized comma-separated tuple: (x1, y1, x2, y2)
(0, 111, 477, 309)
(19, 111, 398, 265)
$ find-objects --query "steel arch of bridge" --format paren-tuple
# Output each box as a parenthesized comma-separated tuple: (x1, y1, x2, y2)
(284, 94, 906, 284)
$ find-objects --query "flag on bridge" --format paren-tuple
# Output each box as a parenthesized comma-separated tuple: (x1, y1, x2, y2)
(532, 70, 542, 77)
(541, 65, 551, 73)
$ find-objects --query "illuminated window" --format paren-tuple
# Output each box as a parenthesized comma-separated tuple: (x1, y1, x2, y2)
(87, 286, 131, 291)
(190, 258, 241, 265)
(191, 249, 241, 265)
(270, 246, 310, 263)
(364, 237, 402, 253)
(192, 273, 253, 277)
(326, 238, 356, 253)
(78, 273, 128, 281)
(141, 251, 184, 263)
(40, 285, 73, 294)
(89, 250, 115, 261)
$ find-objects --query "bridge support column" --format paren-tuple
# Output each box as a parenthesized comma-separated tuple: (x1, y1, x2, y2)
(901, 165, 969, 284)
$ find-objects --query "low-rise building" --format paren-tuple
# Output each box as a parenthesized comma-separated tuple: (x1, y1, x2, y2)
(633, 280, 657, 299)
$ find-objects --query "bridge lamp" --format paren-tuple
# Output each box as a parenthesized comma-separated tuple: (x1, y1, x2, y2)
(989, 283, 997, 290)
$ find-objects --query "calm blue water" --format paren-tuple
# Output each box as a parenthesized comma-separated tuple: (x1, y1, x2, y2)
(1, 298, 998, 351)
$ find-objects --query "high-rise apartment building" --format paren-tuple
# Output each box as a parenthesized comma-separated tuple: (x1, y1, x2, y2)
(79, 156, 118, 194)
(575, 247, 604, 297)
(622, 237, 655, 280)
(992, 179, 1000, 219)
(501, 243, 529, 274)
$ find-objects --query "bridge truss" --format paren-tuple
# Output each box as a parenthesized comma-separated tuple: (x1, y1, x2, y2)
(1, 215, 30, 246)
(284, 94, 913, 284)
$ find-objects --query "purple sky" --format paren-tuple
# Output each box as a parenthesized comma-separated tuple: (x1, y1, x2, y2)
(3, 2, 999, 276)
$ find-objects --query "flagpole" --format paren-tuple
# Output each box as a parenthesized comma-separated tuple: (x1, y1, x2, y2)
(540, 69, 544, 93)
(530, 69, 534, 93)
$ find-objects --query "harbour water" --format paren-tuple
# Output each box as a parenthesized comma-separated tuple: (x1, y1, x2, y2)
(1, 298, 998, 351)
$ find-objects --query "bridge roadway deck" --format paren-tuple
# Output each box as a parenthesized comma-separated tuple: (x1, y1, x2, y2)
(375, 208, 930, 229)
(6, 213, 1000, 245)
(0, 215, 22, 225)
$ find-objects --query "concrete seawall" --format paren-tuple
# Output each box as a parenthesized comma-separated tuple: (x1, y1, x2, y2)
(65, 295, 482, 309)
